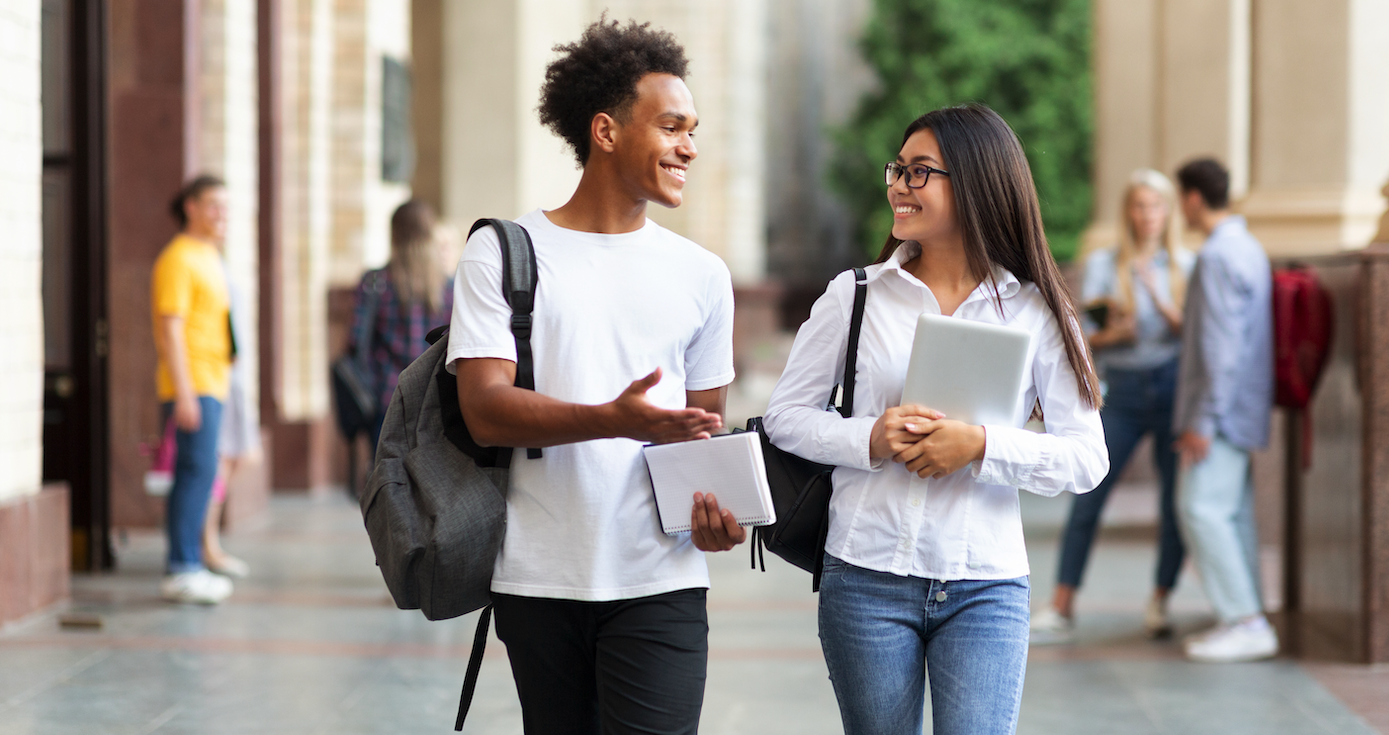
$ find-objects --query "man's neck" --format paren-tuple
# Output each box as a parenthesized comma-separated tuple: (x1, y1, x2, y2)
(546, 166, 649, 234)
(182, 229, 222, 249)
(1198, 209, 1233, 239)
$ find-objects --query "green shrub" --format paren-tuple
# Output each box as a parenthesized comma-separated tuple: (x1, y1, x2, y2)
(830, 0, 1092, 263)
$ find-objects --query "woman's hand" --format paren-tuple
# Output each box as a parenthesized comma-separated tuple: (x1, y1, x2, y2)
(892, 420, 986, 478)
(1090, 309, 1137, 348)
(870, 404, 946, 460)
(1135, 262, 1184, 334)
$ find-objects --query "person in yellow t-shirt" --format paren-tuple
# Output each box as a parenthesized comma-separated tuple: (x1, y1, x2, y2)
(150, 174, 235, 605)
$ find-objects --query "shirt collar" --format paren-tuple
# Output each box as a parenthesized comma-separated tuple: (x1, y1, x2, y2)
(1211, 215, 1248, 238)
(872, 240, 1023, 301)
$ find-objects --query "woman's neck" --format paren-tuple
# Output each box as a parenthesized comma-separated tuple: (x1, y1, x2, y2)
(1133, 237, 1160, 261)
(905, 236, 979, 316)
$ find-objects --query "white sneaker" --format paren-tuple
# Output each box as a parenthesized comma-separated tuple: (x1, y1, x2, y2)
(161, 570, 233, 604)
(1029, 608, 1075, 645)
(1143, 596, 1173, 638)
(1184, 616, 1278, 662)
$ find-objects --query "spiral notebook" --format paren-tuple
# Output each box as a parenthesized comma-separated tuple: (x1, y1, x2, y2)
(643, 431, 777, 535)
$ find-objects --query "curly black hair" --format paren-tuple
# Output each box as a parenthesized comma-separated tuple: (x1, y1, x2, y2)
(538, 16, 689, 167)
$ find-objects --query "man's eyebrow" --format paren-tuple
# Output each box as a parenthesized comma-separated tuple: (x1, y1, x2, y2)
(659, 112, 697, 128)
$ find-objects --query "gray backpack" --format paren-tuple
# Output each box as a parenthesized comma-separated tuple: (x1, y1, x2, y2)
(359, 218, 538, 731)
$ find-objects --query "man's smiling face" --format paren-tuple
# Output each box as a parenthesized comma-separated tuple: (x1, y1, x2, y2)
(609, 73, 698, 209)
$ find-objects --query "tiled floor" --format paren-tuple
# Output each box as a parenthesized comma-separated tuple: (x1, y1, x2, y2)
(0, 489, 1384, 734)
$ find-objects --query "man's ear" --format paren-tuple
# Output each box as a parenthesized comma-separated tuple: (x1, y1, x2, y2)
(591, 112, 619, 156)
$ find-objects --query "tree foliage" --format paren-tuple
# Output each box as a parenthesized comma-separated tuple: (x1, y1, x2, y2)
(830, 0, 1092, 262)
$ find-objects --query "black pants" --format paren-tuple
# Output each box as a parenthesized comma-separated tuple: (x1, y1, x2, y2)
(492, 588, 709, 735)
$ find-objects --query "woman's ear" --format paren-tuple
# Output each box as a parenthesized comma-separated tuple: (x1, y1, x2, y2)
(591, 112, 619, 156)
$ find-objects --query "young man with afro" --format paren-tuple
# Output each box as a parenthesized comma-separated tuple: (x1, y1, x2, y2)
(445, 17, 746, 734)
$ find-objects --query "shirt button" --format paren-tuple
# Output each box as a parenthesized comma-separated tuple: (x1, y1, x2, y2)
(936, 591, 947, 602)
(911, 498, 921, 507)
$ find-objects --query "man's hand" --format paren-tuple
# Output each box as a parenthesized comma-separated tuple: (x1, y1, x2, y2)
(173, 395, 201, 432)
(690, 492, 746, 551)
(870, 404, 945, 460)
(892, 420, 986, 478)
(1174, 430, 1211, 466)
(608, 368, 723, 443)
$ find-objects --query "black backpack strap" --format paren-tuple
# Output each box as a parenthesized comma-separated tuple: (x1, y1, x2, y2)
(812, 268, 868, 592)
(837, 268, 869, 419)
(469, 218, 542, 460)
(454, 604, 493, 731)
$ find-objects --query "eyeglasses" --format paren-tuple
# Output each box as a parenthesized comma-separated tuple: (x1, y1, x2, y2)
(884, 162, 950, 189)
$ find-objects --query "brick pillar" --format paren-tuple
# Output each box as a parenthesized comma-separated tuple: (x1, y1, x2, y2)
(107, 0, 197, 528)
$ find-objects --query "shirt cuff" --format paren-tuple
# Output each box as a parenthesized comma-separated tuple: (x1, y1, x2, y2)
(1189, 415, 1216, 439)
(841, 415, 882, 472)
(973, 425, 1040, 487)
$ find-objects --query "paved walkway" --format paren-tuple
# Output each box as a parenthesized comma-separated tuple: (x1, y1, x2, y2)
(1, 489, 1384, 734)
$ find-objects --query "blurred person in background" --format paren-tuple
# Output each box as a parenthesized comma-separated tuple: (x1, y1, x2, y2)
(347, 198, 455, 455)
(151, 175, 235, 605)
(1171, 158, 1276, 663)
(203, 263, 260, 580)
(1031, 169, 1195, 643)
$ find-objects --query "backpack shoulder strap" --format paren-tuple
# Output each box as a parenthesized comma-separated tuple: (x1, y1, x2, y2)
(837, 267, 868, 419)
(469, 218, 542, 460)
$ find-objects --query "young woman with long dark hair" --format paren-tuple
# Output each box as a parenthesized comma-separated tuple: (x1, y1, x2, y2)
(764, 104, 1108, 734)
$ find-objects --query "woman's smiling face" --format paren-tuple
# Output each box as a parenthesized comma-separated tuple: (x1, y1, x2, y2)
(888, 128, 957, 245)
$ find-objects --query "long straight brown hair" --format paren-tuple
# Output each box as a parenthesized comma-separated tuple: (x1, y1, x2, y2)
(875, 104, 1102, 410)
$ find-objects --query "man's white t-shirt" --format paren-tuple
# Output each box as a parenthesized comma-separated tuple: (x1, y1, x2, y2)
(445, 209, 736, 602)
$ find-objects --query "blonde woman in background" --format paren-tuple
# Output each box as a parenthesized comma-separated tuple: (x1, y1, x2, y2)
(346, 198, 455, 454)
(1031, 168, 1196, 643)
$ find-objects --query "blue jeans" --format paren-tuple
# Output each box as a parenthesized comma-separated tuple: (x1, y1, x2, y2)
(161, 397, 223, 574)
(818, 554, 1030, 735)
(1176, 434, 1263, 623)
(1057, 360, 1184, 590)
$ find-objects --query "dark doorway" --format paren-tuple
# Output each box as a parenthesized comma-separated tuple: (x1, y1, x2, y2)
(41, 0, 111, 571)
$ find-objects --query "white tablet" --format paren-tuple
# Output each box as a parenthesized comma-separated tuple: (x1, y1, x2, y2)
(899, 313, 1033, 426)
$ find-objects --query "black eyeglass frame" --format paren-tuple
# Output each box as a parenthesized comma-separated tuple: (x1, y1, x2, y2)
(884, 162, 950, 189)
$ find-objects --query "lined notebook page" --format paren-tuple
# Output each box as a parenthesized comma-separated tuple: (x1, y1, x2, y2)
(643, 432, 776, 535)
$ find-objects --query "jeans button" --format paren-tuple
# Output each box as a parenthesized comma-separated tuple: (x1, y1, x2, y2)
(935, 590, 947, 602)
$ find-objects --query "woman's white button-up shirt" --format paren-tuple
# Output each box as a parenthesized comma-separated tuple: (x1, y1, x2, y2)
(764, 242, 1108, 580)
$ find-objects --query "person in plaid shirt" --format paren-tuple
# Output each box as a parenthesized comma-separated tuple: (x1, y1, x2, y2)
(348, 198, 455, 452)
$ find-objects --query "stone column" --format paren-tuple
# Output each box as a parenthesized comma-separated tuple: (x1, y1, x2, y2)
(438, 0, 767, 284)
(196, 0, 268, 522)
(327, 0, 411, 284)
(107, 0, 196, 526)
(0, 1, 44, 508)
(440, 0, 584, 230)
(1241, 0, 1389, 256)
(1084, 0, 1160, 254)
(1085, 0, 1251, 254)
(268, 0, 334, 490)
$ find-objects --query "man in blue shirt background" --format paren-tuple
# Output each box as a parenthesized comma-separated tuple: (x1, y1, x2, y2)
(1171, 158, 1277, 662)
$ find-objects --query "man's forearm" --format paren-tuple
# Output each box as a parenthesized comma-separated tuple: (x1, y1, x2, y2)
(463, 380, 619, 448)
(456, 360, 722, 449)
(161, 317, 197, 403)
